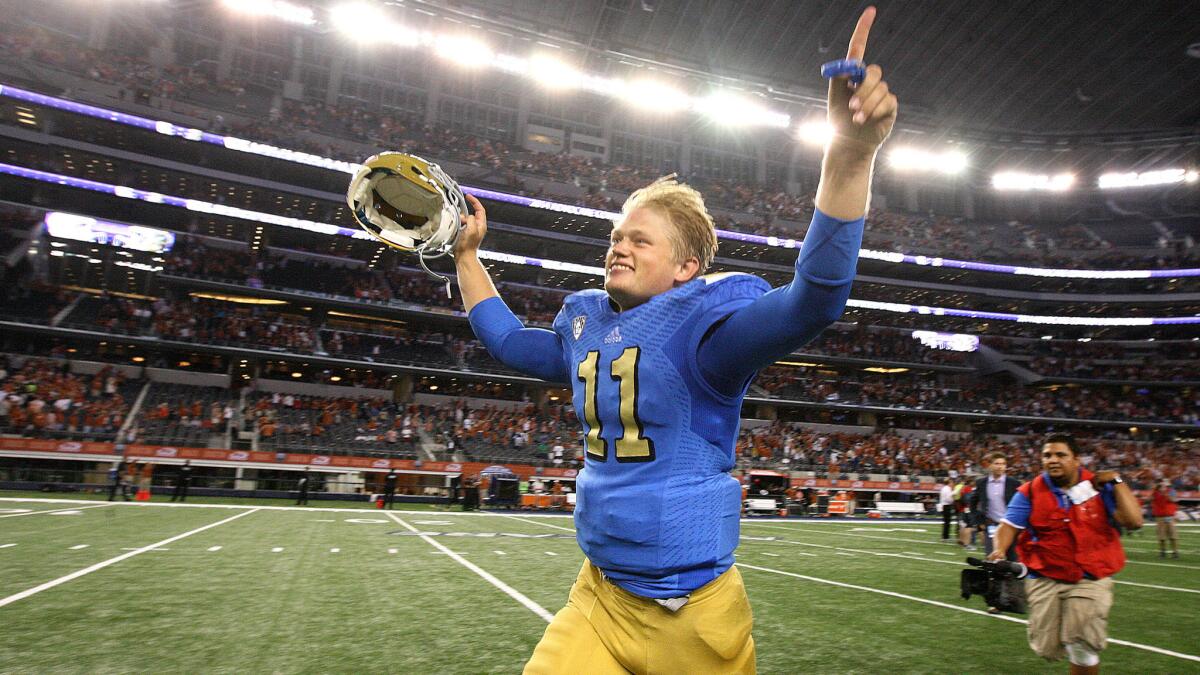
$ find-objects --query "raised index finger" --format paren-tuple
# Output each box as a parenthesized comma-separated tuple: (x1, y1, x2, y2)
(846, 6, 877, 61)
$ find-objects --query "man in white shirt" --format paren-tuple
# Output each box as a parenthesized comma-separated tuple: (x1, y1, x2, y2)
(938, 479, 955, 541)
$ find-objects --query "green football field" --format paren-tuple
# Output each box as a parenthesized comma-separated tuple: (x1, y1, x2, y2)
(1, 494, 1197, 674)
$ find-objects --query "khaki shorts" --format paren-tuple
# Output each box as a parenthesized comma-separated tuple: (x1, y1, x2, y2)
(1156, 516, 1178, 541)
(1025, 576, 1114, 661)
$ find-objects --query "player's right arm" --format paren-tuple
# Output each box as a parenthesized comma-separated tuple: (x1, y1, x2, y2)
(454, 195, 570, 384)
(455, 194, 501, 313)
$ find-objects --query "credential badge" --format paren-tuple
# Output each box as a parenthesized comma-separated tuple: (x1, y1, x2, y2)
(572, 315, 586, 340)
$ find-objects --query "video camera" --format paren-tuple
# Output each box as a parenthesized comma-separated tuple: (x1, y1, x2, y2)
(960, 557, 1028, 614)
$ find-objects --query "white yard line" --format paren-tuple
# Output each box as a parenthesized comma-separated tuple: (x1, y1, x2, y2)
(500, 514, 577, 532)
(68, 545, 89, 550)
(739, 563, 1200, 663)
(207, 546, 222, 552)
(748, 522, 1200, 571)
(1122, 559, 1200, 571)
(748, 522, 959, 548)
(744, 534, 1200, 595)
(1116, 580, 1200, 594)
(384, 511, 553, 623)
(0, 503, 113, 519)
(0, 509, 258, 609)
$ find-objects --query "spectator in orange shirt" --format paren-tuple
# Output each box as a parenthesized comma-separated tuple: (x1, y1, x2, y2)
(1150, 480, 1180, 558)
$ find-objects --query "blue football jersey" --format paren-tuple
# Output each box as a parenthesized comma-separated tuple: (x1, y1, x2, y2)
(551, 273, 771, 598)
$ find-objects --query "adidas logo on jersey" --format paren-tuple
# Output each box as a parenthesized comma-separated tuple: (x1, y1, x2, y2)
(603, 326, 622, 344)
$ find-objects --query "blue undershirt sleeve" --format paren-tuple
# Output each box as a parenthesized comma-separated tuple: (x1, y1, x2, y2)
(468, 296, 569, 384)
(1002, 491, 1032, 530)
(699, 208, 865, 396)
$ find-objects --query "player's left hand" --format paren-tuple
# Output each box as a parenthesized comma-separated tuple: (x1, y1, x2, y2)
(1092, 471, 1120, 485)
(827, 6, 897, 158)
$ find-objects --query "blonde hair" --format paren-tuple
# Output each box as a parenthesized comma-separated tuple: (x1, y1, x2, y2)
(621, 176, 718, 276)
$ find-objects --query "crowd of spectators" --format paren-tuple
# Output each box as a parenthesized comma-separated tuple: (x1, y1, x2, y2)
(32, 276, 1193, 427)
(236, 389, 1200, 487)
(5, 22, 1199, 272)
(736, 423, 1199, 489)
(982, 336, 1199, 382)
(0, 356, 131, 437)
(245, 392, 410, 448)
(755, 365, 1196, 424)
(420, 400, 580, 464)
(240, 392, 576, 462)
(1025, 357, 1198, 383)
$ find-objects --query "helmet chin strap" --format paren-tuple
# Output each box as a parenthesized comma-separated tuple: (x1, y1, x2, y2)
(418, 251, 452, 298)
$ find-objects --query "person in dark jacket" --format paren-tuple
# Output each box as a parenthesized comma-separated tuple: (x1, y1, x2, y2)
(296, 468, 310, 506)
(107, 460, 131, 501)
(171, 460, 193, 502)
(971, 451, 1021, 560)
(383, 468, 398, 510)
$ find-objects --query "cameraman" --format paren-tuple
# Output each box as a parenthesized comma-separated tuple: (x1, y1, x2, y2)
(990, 434, 1142, 674)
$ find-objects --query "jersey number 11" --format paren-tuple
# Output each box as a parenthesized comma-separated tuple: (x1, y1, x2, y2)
(576, 347, 655, 462)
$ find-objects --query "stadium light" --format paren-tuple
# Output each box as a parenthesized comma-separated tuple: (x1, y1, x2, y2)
(221, 0, 316, 25)
(992, 171, 1075, 192)
(888, 147, 968, 175)
(330, 2, 396, 44)
(1098, 168, 1199, 189)
(530, 55, 583, 90)
(796, 120, 834, 147)
(321, 4, 794, 129)
(435, 35, 494, 69)
(694, 91, 790, 128)
(619, 79, 691, 113)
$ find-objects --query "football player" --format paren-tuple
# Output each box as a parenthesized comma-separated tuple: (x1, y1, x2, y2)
(456, 8, 896, 673)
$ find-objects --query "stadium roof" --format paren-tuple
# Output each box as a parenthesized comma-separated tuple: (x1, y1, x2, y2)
(446, 0, 1200, 137)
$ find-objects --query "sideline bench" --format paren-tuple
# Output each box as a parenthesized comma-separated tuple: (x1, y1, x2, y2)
(745, 498, 780, 514)
(871, 501, 927, 516)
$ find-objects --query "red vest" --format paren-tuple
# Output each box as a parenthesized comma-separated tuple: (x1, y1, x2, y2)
(1015, 470, 1125, 583)
(1151, 491, 1178, 518)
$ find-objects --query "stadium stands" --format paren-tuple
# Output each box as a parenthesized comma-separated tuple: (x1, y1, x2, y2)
(0, 8, 1194, 497)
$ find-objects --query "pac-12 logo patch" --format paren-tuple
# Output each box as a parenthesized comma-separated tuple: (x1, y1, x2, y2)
(572, 315, 587, 339)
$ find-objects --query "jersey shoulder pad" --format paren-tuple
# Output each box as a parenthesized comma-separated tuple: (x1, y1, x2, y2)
(698, 272, 770, 306)
(562, 288, 608, 311)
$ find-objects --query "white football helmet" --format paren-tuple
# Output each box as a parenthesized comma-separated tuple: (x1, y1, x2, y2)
(347, 152, 468, 291)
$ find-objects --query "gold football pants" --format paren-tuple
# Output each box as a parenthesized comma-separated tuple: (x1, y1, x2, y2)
(524, 559, 755, 674)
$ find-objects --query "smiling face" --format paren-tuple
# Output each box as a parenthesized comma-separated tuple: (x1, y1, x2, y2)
(1041, 442, 1080, 486)
(604, 206, 699, 311)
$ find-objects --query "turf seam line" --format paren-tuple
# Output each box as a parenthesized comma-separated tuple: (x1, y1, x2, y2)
(383, 511, 554, 623)
(737, 563, 1200, 663)
(0, 503, 114, 519)
(0, 508, 259, 609)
